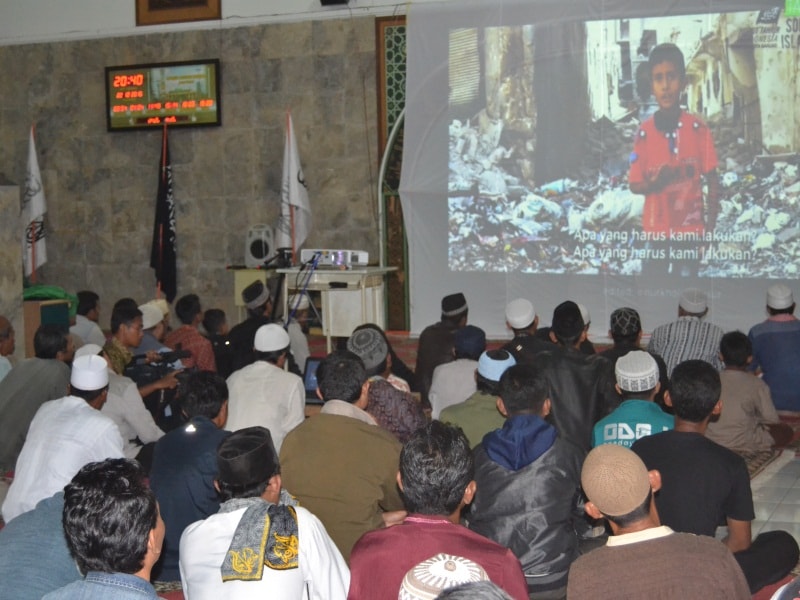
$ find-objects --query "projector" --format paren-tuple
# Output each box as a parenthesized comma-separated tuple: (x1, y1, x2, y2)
(299, 249, 369, 268)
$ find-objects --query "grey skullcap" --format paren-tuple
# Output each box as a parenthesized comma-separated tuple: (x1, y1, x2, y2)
(505, 298, 536, 329)
(581, 444, 651, 517)
(441, 293, 468, 317)
(242, 280, 271, 310)
(398, 554, 489, 600)
(615, 351, 658, 392)
(610, 308, 642, 337)
(217, 426, 279, 487)
(767, 284, 794, 310)
(347, 328, 389, 372)
(679, 288, 707, 313)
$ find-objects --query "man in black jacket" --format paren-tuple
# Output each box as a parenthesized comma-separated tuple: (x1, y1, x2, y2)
(468, 363, 584, 598)
(535, 301, 618, 452)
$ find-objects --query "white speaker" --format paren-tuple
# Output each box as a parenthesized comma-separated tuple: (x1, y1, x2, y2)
(245, 225, 275, 268)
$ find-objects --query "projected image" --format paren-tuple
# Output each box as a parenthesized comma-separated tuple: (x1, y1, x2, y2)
(448, 8, 800, 278)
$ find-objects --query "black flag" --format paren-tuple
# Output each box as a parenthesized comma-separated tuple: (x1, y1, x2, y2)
(150, 125, 177, 303)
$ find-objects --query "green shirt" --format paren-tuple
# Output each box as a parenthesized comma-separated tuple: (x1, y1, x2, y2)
(439, 390, 505, 448)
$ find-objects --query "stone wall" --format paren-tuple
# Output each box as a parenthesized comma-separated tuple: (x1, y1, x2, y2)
(0, 17, 380, 326)
(0, 185, 23, 362)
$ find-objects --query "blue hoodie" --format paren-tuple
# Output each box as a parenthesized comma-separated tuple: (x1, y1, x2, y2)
(482, 414, 557, 471)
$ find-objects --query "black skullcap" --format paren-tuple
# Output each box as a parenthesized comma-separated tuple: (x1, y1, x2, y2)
(551, 301, 584, 340)
(441, 293, 468, 317)
(217, 426, 279, 487)
(610, 307, 642, 337)
(242, 280, 271, 310)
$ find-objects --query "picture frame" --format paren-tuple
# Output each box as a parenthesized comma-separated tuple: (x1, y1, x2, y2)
(136, 0, 221, 26)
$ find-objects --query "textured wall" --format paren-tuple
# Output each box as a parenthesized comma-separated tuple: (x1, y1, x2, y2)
(0, 185, 23, 362)
(0, 17, 379, 327)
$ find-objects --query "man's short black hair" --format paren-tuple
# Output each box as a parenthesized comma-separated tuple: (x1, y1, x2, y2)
(112, 298, 138, 313)
(669, 360, 721, 422)
(437, 581, 513, 600)
(720, 331, 751, 368)
(181, 371, 228, 419)
(604, 489, 653, 529)
(253, 348, 287, 364)
(69, 384, 109, 404)
(175, 294, 202, 325)
(317, 350, 366, 403)
(76, 291, 99, 316)
(203, 308, 226, 335)
(33, 323, 68, 359)
(767, 305, 794, 316)
(499, 363, 549, 415)
(110, 306, 142, 334)
(399, 421, 473, 515)
(62, 458, 157, 575)
(649, 42, 685, 80)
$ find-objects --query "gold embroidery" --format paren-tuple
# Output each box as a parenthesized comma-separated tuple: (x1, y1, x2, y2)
(228, 547, 259, 574)
(272, 533, 299, 566)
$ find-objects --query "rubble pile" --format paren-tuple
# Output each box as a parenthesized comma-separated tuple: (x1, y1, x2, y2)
(448, 112, 800, 278)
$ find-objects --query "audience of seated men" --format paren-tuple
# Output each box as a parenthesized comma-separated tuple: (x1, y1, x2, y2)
(0, 324, 73, 473)
(535, 301, 618, 452)
(348, 421, 528, 600)
(601, 307, 669, 409)
(280, 350, 405, 562)
(347, 326, 427, 443)
(707, 331, 793, 451)
(149, 371, 231, 582)
(43, 458, 164, 599)
(632, 360, 799, 593)
(2, 354, 123, 524)
(429, 325, 485, 419)
(748, 283, 800, 411)
(467, 363, 584, 599)
(180, 426, 350, 599)
(225, 323, 305, 451)
(439, 349, 516, 448)
(416, 292, 469, 407)
(69, 290, 106, 347)
(647, 288, 724, 376)
(592, 351, 672, 448)
(164, 293, 216, 372)
(567, 444, 751, 599)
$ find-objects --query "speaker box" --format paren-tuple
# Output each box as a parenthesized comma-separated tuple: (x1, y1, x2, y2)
(245, 225, 275, 268)
(320, 0, 349, 5)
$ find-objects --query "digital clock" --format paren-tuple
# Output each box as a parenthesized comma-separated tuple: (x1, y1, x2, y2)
(105, 59, 221, 131)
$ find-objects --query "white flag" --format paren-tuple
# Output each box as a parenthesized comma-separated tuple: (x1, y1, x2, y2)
(22, 126, 47, 277)
(275, 111, 312, 255)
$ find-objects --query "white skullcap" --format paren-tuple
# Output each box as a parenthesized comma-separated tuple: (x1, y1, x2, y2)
(139, 304, 164, 330)
(679, 288, 707, 314)
(145, 298, 170, 317)
(505, 298, 536, 329)
(74, 344, 103, 360)
(71, 354, 109, 391)
(398, 554, 489, 600)
(254, 323, 290, 352)
(288, 294, 310, 311)
(767, 284, 794, 310)
(577, 303, 591, 326)
(615, 351, 658, 393)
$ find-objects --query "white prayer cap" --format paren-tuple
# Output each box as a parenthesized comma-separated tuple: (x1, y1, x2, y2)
(615, 351, 658, 393)
(145, 298, 170, 318)
(679, 288, 707, 313)
(398, 554, 488, 600)
(767, 284, 794, 310)
(254, 324, 290, 352)
(505, 298, 536, 329)
(74, 344, 103, 360)
(71, 355, 109, 391)
(577, 303, 591, 326)
(288, 294, 310, 311)
(139, 304, 164, 330)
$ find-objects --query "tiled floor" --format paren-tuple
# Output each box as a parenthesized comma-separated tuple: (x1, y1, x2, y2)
(751, 453, 800, 545)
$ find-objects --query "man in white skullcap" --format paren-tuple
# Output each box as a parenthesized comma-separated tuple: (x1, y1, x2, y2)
(225, 324, 305, 452)
(592, 351, 672, 448)
(2, 354, 124, 523)
(748, 284, 800, 411)
(500, 298, 551, 363)
(647, 288, 724, 376)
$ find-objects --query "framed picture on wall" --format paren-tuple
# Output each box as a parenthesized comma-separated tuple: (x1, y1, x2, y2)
(136, 0, 221, 26)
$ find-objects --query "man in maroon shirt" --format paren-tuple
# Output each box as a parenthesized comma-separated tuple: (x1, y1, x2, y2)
(347, 421, 528, 600)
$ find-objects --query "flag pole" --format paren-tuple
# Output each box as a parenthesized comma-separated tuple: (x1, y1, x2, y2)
(30, 123, 37, 284)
